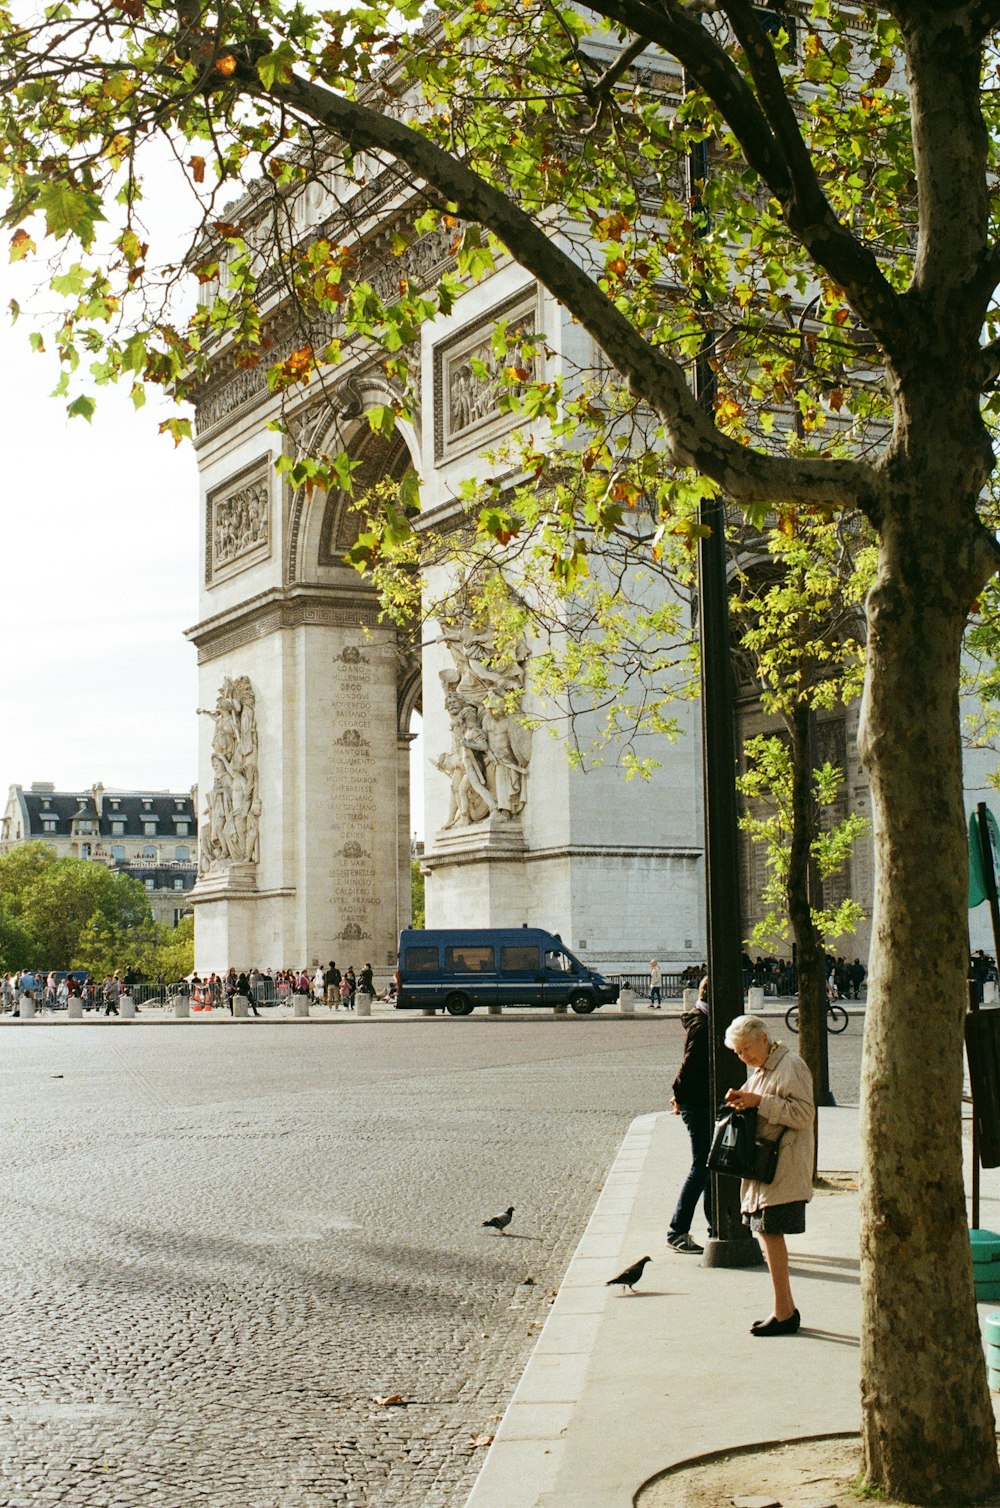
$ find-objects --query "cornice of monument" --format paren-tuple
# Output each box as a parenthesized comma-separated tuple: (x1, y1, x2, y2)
(420, 842, 704, 871)
(185, 582, 390, 664)
(190, 207, 464, 442)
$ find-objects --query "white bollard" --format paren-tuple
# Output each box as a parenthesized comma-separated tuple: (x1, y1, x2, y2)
(618, 986, 636, 1015)
(120, 994, 136, 1020)
(682, 987, 698, 1010)
(986, 981, 997, 1005)
(174, 994, 190, 1019)
(233, 994, 249, 1019)
(293, 995, 311, 1018)
(68, 997, 83, 1019)
(487, 1004, 502, 1016)
(356, 991, 372, 1017)
(19, 995, 35, 1020)
(748, 985, 765, 1011)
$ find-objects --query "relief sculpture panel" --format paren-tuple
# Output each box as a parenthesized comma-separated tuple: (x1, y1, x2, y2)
(434, 292, 538, 462)
(207, 463, 271, 584)
(198, 675, 261, 871)
(434, 616, 532, 828)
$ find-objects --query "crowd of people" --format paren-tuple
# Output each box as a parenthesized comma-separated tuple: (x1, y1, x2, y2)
(0, 961, 386, 1016)
(0, 968, 142, 1016)
(739, 953, 867, 1001)
(186, 961, 379, 1013)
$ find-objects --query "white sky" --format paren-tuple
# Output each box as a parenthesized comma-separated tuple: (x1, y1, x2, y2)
(0, 290, 201, 802)
(0, 171, 425, 832)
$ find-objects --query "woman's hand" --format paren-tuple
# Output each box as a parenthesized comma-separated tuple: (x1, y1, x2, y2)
(725, 1088, 762, 1111)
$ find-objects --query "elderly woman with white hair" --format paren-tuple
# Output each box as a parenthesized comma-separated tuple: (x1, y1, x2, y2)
(723, 1013, 815, 1336)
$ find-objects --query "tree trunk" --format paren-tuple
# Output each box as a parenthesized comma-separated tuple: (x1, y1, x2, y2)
(787, 699, 827, 1163)
(858, 512, 998, 1503)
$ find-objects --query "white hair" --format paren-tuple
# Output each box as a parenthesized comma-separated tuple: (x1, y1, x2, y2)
(724, 1014, 771, 1053)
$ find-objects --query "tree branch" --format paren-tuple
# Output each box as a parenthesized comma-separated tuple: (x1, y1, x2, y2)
(248, 62, 879, 519)
(576, 0, 908, 360)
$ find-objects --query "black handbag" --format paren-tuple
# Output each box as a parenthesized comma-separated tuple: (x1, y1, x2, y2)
(708, 1106, 786, 1184)
(751, 1130, 785, 1184)
(707, 1106, 758, 1178)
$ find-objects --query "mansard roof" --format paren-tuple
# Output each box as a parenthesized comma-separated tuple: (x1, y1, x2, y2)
(17, 786, 198, 839)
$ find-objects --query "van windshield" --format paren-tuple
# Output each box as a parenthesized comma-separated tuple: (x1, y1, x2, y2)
(544, 948, 580, 975)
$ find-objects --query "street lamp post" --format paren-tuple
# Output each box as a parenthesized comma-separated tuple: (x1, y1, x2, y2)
(686, 112, 764, 1270)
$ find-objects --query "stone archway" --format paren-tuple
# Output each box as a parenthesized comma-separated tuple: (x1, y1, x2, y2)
(189, 399, 424, 979)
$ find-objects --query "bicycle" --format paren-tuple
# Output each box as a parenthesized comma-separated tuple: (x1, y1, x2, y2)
(784, 1001, 850, 1034)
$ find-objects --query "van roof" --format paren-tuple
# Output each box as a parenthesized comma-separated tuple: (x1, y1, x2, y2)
(399, 927, 563, 944)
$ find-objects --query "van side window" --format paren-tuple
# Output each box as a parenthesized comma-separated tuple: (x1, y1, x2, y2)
(501, 945, 540, 972)
(545, 949, 578, 974)
(445, 945, 494, 973)
(405, 947, 439, 973)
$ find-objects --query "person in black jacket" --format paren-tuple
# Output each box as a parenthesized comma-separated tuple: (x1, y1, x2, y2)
(667, 974, 712, 1254)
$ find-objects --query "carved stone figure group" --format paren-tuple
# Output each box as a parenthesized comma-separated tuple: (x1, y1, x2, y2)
(213, 480, 269, 570)
(198, 676, 262, 870)
(434, 622, 532, 828)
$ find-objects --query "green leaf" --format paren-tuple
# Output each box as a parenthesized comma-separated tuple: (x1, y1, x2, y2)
(36, 182, 104, 248)
(66, 394, 95, 422)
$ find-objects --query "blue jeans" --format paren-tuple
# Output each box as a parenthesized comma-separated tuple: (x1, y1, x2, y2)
(669, 1103, 712, 1237)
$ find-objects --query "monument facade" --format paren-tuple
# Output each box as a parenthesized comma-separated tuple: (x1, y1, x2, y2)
(185, 172, 705, 974)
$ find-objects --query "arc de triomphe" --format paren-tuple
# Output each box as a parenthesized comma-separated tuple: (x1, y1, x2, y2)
(185, 186, 706, 977)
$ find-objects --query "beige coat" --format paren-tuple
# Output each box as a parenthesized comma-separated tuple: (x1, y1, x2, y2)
(741, 1041, 815, 1212)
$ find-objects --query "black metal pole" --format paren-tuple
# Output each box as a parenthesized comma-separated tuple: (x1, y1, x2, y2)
(686, 110, 762, 1270)
(807, 709, 835, 1107)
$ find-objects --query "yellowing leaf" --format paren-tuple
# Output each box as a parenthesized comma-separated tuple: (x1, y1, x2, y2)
(189, 155, 206, 184)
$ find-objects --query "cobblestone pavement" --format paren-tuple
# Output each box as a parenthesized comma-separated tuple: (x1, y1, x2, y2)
(0, 1017, 863, 1507)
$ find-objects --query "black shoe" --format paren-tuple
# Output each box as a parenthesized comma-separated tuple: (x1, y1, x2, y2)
(667, 1232, 704, 1254)
(751, 1310, 800, 1336)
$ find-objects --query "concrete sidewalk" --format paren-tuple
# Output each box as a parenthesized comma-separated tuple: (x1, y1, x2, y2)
(465, 1103, 1000, 1508)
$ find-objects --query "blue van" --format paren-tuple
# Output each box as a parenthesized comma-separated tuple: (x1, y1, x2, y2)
(394, 928, 619, 1016)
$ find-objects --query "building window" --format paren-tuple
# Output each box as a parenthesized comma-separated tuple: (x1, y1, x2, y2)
(77, 820, 93, 834)
(173, 877, 185, 891)
(142, 845, 156, 859)
(144, 877, 155, 891)
(144, 821, 156, 836)
(175, 845, 190, 862)
(175, 822, 189, 837)
(110, 845, 125, 862)
(111, 821, 124, 836)
(80, 843, 91, 858)
(42, 820, 56, 833)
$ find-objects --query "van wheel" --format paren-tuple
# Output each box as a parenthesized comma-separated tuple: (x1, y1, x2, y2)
(445, 993, 474, 1017)
(570, 993, 596, 1015)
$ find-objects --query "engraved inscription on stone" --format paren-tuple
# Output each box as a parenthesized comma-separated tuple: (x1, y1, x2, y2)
(207, 463, 270, 583)
(330, 655, 381, 945)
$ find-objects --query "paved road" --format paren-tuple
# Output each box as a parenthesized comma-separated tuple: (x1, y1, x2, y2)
(0, 1016, 863, 1507)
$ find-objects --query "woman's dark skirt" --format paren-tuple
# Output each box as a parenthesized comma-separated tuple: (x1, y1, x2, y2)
(743, 1201, 806, 1236)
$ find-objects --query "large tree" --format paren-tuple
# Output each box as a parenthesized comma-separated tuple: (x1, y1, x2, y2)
(2, 0, 999, 1498)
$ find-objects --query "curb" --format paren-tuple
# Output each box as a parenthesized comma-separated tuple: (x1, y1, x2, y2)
(464, 1112, 659, 1508)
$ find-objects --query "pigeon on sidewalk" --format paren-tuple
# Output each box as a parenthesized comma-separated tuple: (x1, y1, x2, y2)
(482, 1206, 515, 1234)
(606, 1255, 652, 1293)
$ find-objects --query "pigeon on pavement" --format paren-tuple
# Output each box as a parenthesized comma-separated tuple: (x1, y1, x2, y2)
(606, 1255, 652, 1293)
(482, 1206, 515, 1234)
